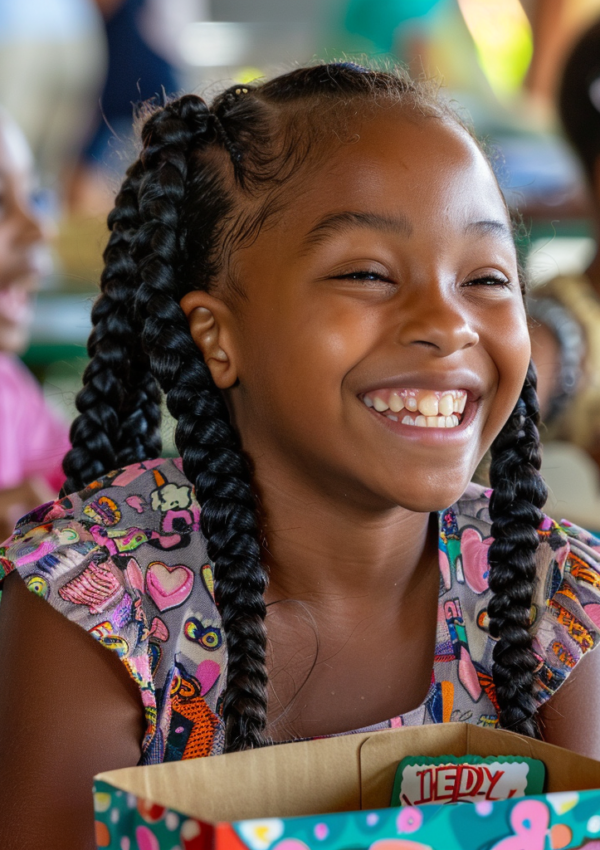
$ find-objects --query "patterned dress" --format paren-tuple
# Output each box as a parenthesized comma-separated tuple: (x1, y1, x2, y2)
(1, 457, 600, 765)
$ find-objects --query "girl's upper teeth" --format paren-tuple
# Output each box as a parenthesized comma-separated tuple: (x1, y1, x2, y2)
(362, 388, 467, 427)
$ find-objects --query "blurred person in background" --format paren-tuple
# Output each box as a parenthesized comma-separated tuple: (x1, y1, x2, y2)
(529, 18, 600, 471)
(524, 0, 600, 112)
(0, 0, 107, 200)
(0, 110, 69, 540)
(69, 0, 183, 215)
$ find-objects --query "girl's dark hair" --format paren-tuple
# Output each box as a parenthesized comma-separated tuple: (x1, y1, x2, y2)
(63, 62, 547, 749)
(488, 361, 547, 738)
(558, 17, 600, 179)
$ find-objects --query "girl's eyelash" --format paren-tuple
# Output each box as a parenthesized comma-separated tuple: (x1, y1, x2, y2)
(334, 270, 392, 283)
(464, 275, 511, 288)
(333, 271, 511, 288)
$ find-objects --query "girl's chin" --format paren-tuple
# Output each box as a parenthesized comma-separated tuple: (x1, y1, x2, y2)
(374, 466, 480, 513)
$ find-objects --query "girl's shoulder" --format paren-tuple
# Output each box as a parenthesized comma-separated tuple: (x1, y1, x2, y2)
(451, 480, 600, 567)
(449, 482, 600, 708)
(450, 481, 600, 596)
(0, 458, 226, 763)
(1, 456, 202, 564)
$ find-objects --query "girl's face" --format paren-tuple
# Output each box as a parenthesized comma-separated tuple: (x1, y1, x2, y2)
(0, 117, 47, 354)
(210, 112, 529, 513)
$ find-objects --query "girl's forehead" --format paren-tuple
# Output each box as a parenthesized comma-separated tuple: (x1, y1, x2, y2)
(273, 113, 508, 239)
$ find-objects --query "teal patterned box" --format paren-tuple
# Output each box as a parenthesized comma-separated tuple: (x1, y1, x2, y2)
(93, 723, 600, 850)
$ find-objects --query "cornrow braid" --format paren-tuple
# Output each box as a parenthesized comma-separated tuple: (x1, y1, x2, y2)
(131, 95, 269, 751)
(488, 360, 548, 737)
(63, 161, 162, 493)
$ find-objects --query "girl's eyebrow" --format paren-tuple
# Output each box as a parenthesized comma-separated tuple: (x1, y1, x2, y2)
(465, 219, 514, 241)
(301, 211, 513, 252)
(301, 211, 413, 250)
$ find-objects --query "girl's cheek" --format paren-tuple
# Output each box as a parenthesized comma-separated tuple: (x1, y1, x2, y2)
(495, 329, 531, 417)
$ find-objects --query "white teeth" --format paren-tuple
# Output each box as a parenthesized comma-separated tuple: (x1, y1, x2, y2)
(439, 394, 454, 416)
(364, 389, 467, 423)
(396, 412, 462, 429)
(389, 391, 404, 413)
(418, 393, 439, 417)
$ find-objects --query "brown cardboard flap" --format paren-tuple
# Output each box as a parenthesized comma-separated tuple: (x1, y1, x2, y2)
(96, 731, 371, 822)
(464, 726, 600, 794)
(358, 723, 600, 808)
(96, 724, 600, 823)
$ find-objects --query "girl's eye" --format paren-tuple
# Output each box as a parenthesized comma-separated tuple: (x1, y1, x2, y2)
(464, 274, 511, 288)
(333, 270, 393, 284)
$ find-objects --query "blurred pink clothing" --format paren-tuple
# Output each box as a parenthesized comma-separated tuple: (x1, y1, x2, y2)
(0, 353, 70, 492)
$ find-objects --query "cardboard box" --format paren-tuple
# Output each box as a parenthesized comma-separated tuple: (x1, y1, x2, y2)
(93, 722, 600, 850)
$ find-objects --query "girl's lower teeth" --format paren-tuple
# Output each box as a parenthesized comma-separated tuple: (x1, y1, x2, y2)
(385, 412, 460, 428)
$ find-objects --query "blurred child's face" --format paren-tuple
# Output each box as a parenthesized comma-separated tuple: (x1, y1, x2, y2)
(211, 112, 529, 513)
(0, 117, 47, 354)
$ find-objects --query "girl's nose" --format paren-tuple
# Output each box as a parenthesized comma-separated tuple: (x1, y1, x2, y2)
(397, 289, 479, 356)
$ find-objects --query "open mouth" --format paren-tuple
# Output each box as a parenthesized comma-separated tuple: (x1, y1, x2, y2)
(361, 388, 467, 429)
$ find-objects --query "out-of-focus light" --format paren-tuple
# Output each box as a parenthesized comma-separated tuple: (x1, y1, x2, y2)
(457, 0, 533, 98)
(180, 22, 251, 67)
(237, 67, 264, 85)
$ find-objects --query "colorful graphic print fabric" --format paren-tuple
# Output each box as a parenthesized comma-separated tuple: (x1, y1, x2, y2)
(2, 458, 600, 764)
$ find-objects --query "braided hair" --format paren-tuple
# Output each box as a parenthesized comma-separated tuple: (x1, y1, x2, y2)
(63, 62, 547, 748)
(488, 361, 547, 737)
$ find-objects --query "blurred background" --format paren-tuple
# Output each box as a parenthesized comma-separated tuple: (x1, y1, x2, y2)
(4, 0, 600, 529)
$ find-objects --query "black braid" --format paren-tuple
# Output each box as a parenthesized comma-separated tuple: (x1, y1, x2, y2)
(132, 95, 269, 750)
(68, 62, 549, 750)
(63, 161, 162, 493)
(488, 361, 548, 737)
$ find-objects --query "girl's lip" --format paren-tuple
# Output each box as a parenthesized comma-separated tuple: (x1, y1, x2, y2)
(363, 394, 480, 443)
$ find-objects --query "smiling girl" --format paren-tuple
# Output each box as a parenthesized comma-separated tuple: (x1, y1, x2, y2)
(0, 109, 68, 540)
(1, 63, 600, 850)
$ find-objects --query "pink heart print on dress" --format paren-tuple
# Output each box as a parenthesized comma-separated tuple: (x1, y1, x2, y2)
(146, 561, 194, 611)
(460, 527, 492, 595)
(196, 659, 221, 695)
(148, 616, 169, 642)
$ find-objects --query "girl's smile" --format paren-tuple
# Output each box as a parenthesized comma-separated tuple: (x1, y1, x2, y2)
(360, 384, 477, 442)
(361, 387, 469, 426)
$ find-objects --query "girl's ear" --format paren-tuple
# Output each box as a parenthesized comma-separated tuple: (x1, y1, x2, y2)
(180, 291, 238, 388)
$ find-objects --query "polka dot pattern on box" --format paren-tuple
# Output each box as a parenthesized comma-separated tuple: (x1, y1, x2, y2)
(93, 781, 600, 850)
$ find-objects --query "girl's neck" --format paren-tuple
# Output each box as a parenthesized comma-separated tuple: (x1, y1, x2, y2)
(256, 468, 438, 609)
